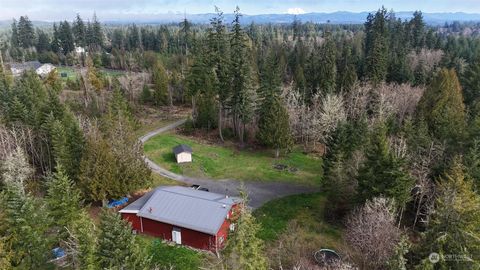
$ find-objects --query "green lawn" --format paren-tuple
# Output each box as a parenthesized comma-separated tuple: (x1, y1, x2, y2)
(57, 66, 78, 80)
(254, 193, 343, 249)
(144, 133, 323, 185)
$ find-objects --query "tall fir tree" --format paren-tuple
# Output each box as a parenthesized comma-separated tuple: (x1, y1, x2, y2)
(365, 7, 389, 85)
(63, 211, 97, 270)
(318, 33, 337, 94)
(45, 164, 83, 240)
(208, 7, 230, 141)
(96, 209, 150, 269)
(417, 68, 466, 146)
(357, 124, 414, 209)
(17, 16, 35, 48)
(229, 7, 255, 143)
(257, 50, 292, 157)
(0, 186, 52, 269)
(72, 14, 86, 47)
(151, 60, 169, 106)
(224, 191, 268, 270)
(416, 159, 480, 269)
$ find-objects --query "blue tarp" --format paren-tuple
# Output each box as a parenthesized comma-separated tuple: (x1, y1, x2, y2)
(107, 197, 129, 208)
(52, 247, 65, 259)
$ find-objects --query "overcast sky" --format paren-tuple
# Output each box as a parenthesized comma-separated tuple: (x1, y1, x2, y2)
(1, 0, 478, 21)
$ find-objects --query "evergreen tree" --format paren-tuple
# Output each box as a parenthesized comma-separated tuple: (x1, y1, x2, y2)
(186, 46, 217, 129)
(63, 211, 97, 270)
(0, 187, 52, 268)
(229, 7, 255, 143)
(257, 95, 292, 158)
(357, 124, 414, 208)
(365, 8, 389, 85)
(208, 7, 230, 141)
(461, 57, 480, 107)
(59, 20, 75, 54)
(51, 23, 61, 53)
(151, 61, 168, 106)
(10, 19, 19, 48)
(72, 14, 86, 47)
(408, 11, 425, 49)
(17, 16, 35, 48)
(140, 84, 152, 104)
(90, 13, 103, 48)
(257, 51, 292, 157)
(318, 34, 337, 94)
(96, 209, 149, 269)
(337, 43, 358, 92)
(45, 164, 83, 239)
(224, 191, 268, 270)
(417, 68, 466, 145)
(36, 29, 50, 52)
(416, 159, 480, 269)
(78, 134, 116, 202)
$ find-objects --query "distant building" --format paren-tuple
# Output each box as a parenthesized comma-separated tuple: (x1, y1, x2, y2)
(36, 63, 56, 77)
(9, 61, 56, 77)
(173, 144, 192, 163)
(9, 61, 42, 76)
(119, 186, 240, 251)
(75, 46, 86, 55)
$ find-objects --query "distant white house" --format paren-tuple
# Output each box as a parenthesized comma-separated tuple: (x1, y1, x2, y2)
(36, 64, 56, 77)
(75, 46, 86, 55)
(173, 144, 192, 163)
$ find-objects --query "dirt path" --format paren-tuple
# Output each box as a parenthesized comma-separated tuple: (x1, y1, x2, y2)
(141, 119, 320, 209)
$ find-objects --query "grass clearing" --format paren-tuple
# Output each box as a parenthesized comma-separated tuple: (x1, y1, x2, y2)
(254, 193, 346, 262)
(144, 132, 323, 185)
(254, 193, 341, 243)
(57, 66, 78, 80)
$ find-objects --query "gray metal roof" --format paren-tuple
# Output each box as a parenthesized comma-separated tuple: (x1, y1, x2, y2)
(173, 144, 192, 155)
(123, 186, 239, 235)
(10, 61, 42, 71)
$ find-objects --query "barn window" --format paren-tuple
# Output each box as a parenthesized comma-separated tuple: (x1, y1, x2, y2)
(229, 223, 235, 232)
(219, 236, 224, 244)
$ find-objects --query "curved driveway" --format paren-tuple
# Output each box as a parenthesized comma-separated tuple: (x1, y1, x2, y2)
(140, 119, 320, 209)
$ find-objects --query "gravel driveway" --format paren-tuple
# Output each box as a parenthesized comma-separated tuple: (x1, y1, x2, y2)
(141, 119, 320, 209)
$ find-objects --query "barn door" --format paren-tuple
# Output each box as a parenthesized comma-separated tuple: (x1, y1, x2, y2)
(172, 227, 182, 244)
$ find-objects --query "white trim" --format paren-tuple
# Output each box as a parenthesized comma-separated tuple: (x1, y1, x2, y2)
(118, 209, 139, 214)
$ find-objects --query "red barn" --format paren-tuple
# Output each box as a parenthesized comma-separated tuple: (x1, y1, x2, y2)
(119, 186, 240, 252)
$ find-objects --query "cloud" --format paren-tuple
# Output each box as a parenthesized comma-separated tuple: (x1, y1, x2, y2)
(287, 7, 306, 15)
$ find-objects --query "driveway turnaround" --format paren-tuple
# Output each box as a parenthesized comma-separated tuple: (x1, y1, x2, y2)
(140, 119, 319, 209)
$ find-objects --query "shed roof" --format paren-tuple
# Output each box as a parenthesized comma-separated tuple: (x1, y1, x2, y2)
(173, 144, 192, 155)
(120, 186, 239, 235)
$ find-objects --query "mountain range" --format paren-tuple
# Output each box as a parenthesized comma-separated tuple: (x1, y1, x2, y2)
(1, 11, 480, 26)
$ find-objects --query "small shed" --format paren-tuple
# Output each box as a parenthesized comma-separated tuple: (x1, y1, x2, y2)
(173, 144, 192, 163)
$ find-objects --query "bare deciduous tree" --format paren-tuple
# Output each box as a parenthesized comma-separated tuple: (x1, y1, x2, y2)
(407, 49, 444, 72)
(285, 88, 345, 152)
(345, 197, 401, 270)
(409, 142, 444, 228)
(1, 146, 33, 194)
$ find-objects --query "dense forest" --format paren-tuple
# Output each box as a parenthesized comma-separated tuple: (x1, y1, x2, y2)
(0, 5, 480, 270)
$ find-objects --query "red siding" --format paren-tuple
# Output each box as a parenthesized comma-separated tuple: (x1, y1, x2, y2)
(141, 218, 216, 250)
(121, 213, 141, 232)
(121, 203, 241, 251)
